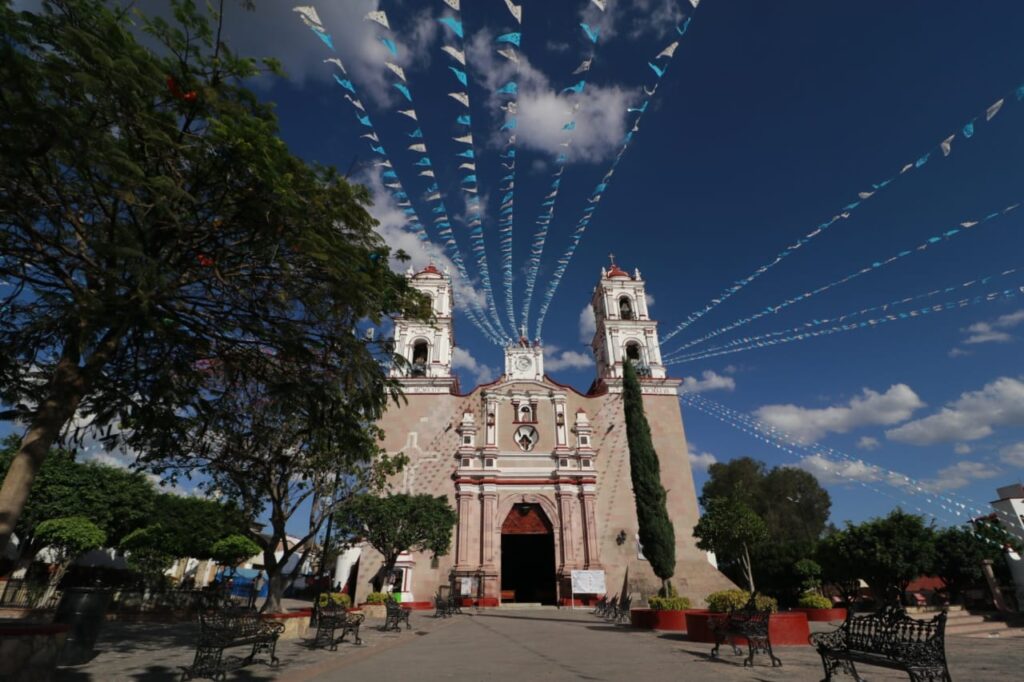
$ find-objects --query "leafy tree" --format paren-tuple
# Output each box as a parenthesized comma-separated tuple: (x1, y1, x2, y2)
(693, 497, 768, 591)
(148, 492, 249, 560)
(0, 0, 426, 551)
(119, 525, 176, 585)
(699, 457, 831, 599)
(933, 525, 1006, 602)
(334, 493, 457, 592)
(0, 435, 154, 573)
(210, 534, 261, 571)
(621, 360, 676, 592)
(34, 516, 106, 602)
(793, 558, 823, 594)
(816, 527, 867, 605)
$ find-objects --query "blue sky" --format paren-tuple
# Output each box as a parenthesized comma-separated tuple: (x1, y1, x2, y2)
(244, 0, 1024, 528)
(9, 1, 1024, 533)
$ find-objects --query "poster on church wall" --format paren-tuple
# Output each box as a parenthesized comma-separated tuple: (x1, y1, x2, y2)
(570, 570, 606, 594)
(459, 577, 476, 596)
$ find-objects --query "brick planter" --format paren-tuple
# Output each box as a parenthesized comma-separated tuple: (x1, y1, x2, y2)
(260, 611, 310, 640)
(359, 603, 386, 619)
(793, 607, 847, 622)
(630, 608, 687, 631)
(684, 610, 810, 645)
(0, 621, 70, 682)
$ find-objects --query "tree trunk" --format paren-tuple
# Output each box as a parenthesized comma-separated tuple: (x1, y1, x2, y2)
(40, 561, 70, 608)
(0, 357, 87, 552)
(743, 543, 756, 593)
(261, 546, 283, 614)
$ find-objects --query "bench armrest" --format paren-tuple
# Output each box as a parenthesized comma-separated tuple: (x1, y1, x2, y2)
(809, 628, 847, 650)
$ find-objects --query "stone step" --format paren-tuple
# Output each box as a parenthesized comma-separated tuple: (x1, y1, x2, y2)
(964, 627, 1024, 639)
(498, 602, 555, 610)
(946, 620, 1013, 635)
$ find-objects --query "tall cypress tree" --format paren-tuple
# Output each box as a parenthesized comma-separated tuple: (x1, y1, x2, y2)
(621, 360, 676, 593)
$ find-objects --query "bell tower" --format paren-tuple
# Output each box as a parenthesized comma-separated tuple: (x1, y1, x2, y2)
(390, 264, 457, 393)
(590, 255, 668, 383)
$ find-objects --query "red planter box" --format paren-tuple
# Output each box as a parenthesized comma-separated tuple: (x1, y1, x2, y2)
(793, 607, 847, 622)
(684, 610, 810, 646)
(630, 608, 687, 631)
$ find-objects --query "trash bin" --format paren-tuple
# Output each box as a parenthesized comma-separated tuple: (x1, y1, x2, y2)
(53, 586, 112, 665)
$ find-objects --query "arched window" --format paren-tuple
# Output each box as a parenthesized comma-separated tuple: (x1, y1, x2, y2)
(625, 341, 642, 362)
(619, 296, 634, 320)
(410, 340, 429, 375)
(518, 404, 534, 423)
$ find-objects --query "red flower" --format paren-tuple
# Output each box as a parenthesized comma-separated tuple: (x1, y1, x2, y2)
(197, 254, 214, 267)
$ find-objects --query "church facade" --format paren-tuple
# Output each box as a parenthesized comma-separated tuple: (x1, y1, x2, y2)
(360, 262, 733, 606)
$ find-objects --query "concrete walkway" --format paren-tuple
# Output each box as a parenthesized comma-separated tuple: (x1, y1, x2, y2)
(57, 607, 1023, 681)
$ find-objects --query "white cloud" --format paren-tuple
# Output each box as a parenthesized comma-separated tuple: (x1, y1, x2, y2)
(948, 348, 972, 358)
(1001, 442, 1024, 467)
(579, 0, 684, 42)
(954, 443, 972, 455)
(921, 460, 1001, 492)
(544, 348, 594, 372)
(452, 347, 495, 386)
(754, 384, 924, 443)
(856, 436, 880, 451)
(645, 293, 655, 308)
(467, 30, 634, 162)
(688, 447, 717, 472)
(579, 304, 596, 343)
(950, 309, 1024, 354)
(680, 370, 736, 394)
(885, 377, 1024, 446)
(796, 454, 884, 485)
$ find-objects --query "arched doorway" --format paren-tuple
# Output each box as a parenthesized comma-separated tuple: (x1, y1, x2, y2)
(500, 503, 556, 604)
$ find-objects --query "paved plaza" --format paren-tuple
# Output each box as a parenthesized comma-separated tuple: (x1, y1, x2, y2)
(55, 607, 1023, 681)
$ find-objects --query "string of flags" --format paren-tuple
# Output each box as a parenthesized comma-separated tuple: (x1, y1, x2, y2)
(493, 4, 524, 334)
(677, 392, 1004, 534)
(438, 0, 513, 340)
(662, 79, 1024, 344)
(534, 14, 696, 339)
(293, 5, 506, 347)
(519, 3, 607, 333)
(359, 5, 509, 345)
(666, 275, 1024, 365)
(663, 200, 1022, 360)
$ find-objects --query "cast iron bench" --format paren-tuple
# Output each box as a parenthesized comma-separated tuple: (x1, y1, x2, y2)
(592, 595, 608, 616)
(607, 594, 632, 624)
(383, 599, 412, 631)
(809, 605, 949, 681)
(312, 605, 364, 649)
(181, 607, 284, 680)
(709, 595, 781, 668)
(597, 594, 617, 619)
(434, 593, 454, 618)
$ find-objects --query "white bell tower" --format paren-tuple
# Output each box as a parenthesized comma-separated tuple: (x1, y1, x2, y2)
(590, 255, 668, 383)
(504, 327, 545, 382)
(391, 264, 457, 393)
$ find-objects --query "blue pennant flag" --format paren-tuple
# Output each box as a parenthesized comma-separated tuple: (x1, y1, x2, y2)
(623, 131, 634, 143)
(628, 100, 649, 113)
(580, 22, 600, 43)
(456, 114, 471, 126)
(457, 149, 475, 159)
(556, 153, 567, 163)
(393, 83, 412, 101)
(501, 118, 517, 131)
(370, 144, 386, 155)
(501, 149, 517, 159)
(562, 80, 585, 95)
(496, 32, 521, 46)
(382, 170, 398, 179)
(500, 206, 513, 216)
(379, 37, 398, 56)
(408, 128, 424, 138)
(501, 173, 514, 183)
(962, 120, 975, 138)
(1017, 84, 1024, 101)
(595, 183, 607, 192)
(312, 28, 334, 50)
(415, 157, 432, 167)
(497, 81, 518, 95)
(676, 17, 692, 36)
(393, 191, 408, 201)
(432, 204, 445, 214)
(403, 207, 416, 216)
(501, 192, 514, 204)
(914, 152, 930, 168)
(563, 121, 576, 131)
(449, 66, 468, 86)
(648, 62, 666, 78)
(438, 17, 464, 38)
(462, 174, 478, 184)
(356, 113, 373, 127)
(427, 183, 439, 192)
(333, 75, 356, 94)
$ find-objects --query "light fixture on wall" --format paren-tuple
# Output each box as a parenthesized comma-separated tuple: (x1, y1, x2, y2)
(556, 412, 565, 427)
(517, 497, 532, 515)
(486, 412, 495, 427)
(615, 530, 627, 546)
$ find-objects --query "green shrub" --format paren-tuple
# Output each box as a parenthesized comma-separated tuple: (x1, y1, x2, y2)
(797, 592, 832, 609)
(705, 589, 778, 613)
(648, 595, 691, 611)
(318, 592, 352, 608)
(365, 591, 395, 604)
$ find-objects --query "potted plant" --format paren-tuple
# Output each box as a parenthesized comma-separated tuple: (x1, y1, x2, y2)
(630, 594, 692, 631)
(793, 592, 846, 622)
(360, 591, 391, 619)
(685, 590, 808, 645)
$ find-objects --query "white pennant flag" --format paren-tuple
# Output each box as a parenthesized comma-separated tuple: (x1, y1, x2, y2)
(361, 132, 379, 142)
(573, 57, 593, 74)
(464, 186, 478, 194)
(504, 0, 522, 24)
(690, 0, 700, 7)
(408, 143, 427, 153)
(385, 63, 407, 82)
(293, 6, 322, 28)
(986, 98, 1004, 121)
(857, 190, 874, 200)
(940, 134, 955, 157)
(426, 192, 442, 201)
(365, 10, 390, 29)
(591, 0, 607, 10)
(444, 0, 461, 10)
(497, 47, 519, 64)
(419, 170, 435, 177)
(501, 101, 518, 114)
(375, 160, 393, 168)
(632, 121, 640, 132)
(324, 57, 346, 74)
(449, 92, 470, 107)
(398, 109, 418, 120)
(644, 85, 657, 96)
(960, 220, 978, 228)
(442, 46, 466, 65)
(657, 41, 679, 59)
(508, 134, 517, 144)
(345, 95, 365, 112)
(384, 182, 401, 189)
(545, 190, 558, 199)
(459, 163, 476, 171)
(900, 162, 913, 174)
(453, 134, 474, 144)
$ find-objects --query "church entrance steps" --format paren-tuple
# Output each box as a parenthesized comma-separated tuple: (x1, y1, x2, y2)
(497, 603, 555, 610)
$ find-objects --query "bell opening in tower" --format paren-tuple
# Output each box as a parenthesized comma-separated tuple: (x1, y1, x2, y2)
(500, 504, 556, 605)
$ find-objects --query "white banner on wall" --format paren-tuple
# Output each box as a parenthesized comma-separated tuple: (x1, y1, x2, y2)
(570, 570, 606, 595)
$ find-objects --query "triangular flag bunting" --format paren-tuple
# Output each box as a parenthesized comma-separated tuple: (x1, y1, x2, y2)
(365, 10, 390, 29)
(385, 62, 407, 81)
(442, 46, 466, 65)
(504, 0, 522, 23)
